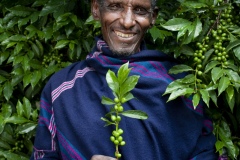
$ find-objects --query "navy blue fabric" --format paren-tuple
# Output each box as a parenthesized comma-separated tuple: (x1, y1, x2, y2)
(31, 37, 218, 160)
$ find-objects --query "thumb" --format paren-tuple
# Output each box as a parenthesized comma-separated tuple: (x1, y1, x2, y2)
(91, 155, 117, 160)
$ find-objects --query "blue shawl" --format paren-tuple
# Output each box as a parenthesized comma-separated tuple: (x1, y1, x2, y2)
(31, 37, 217, 160)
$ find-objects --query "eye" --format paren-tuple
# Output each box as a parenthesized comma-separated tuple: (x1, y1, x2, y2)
(134, 7, 149, 15)
(108, 3, 122, 11)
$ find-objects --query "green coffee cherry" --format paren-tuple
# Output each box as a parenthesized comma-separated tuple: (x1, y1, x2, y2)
(118, 106, 124, 112)
(120, 141, 126, 146)
(117, 136, 123, 142)
(114, 98, 120, 103)
(114, 140, 119, 145)
(116, 116, 121, 122)
(110, 136, 115, 142)
(115, 152, 122, 158)
(121, 98, 126, 103)
(111, 115, 117, 121)
(118, 129, 124, 135)
(112, 131, 120, 137)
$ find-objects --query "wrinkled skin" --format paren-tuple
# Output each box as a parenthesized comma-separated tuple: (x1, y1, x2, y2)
(91, 0, 158, 56)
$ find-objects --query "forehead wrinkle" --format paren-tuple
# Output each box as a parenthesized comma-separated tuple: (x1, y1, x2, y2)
(104, 0, 151, 8)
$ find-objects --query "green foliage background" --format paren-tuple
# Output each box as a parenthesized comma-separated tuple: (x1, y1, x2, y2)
(0, 0, 239, 159)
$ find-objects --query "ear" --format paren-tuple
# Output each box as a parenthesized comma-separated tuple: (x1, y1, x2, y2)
(91, 0, 100, 20)
(151, 7, 159, 26)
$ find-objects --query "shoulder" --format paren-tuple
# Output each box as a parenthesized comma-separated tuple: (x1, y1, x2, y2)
(44, 60, 92, 91)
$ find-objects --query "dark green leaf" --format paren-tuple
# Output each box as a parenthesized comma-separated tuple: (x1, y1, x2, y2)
(23, 73, 32, 88)
(225, 69, 240, 84)
(168, 88, 195, 102)
(0, 51, 10, 65)
(7, 5, 35, 17)
(177, 25, 188, 41)
(22, 55, 30, 72)
(233, 45, 240, 61)
(106, 70, 119, 94)
(70, 14, 78, 25)
(161, 18, 191, 31)
(0, 75, 7, 83)
(31, 71, 41, 88)
(199, 89, 210, 107)
(226, 85, 234, 102)
(149, 26, 172, 42)
(101, 96, 115, 105)
(202, 49, 215, 66)
(209, 90, 218, 107)
(2, 35, 27, 45)
(163, 81, 187, 95)
(211, 67, 223, 83)
(225, 90, 235, 113)
(204, 60, 220, 73)
(0, 131, 15, 145)
(39, 2, 61, 16)
(215, 140, 225, 152)
(182, 1, 208, 8)
(23, 97, 31, 119)
(121, 110, 148, 120)
(14, 42, 24, 54)
(101, 117, 115, 126)
(5, 42, 16, 49)
(178, 74, 195, 84)
(1, 103, 12, 118)
(0, 115, 5, 134)
(117, 62, 131, 84)
(189, 17, 202, 39)
(4, 115, 30, 124)
(192, 93, 200, 109)
(41, 65, 59, 81)
(55, 40, 70, 49)
(123, 92, 135, 102)
(120, 75, 140, 96)
(226, 40, 240, 52)
(16, 100, 23, 117)
(218, 76, 230, 96)
(0, 140, 11, 150)
(56, 12, 71, 22)
(3, 82, 13, 101)
(169, 64, 193, 74)
(16, 123, 37, 134)
(30, 41, 40, 57)
(18, 17, 30, 28)
(32, 109, 39, 122)
(218, 120, 237, 159)
(4, 124, 13, 136)
(83, 40, 91, 52)
(0, 150, 28, 160)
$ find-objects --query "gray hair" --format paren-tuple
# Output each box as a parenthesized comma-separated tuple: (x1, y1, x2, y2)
(96, 0, 157, 9)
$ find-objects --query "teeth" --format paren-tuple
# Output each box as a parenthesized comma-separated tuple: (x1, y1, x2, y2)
(115, 31, 134, 38)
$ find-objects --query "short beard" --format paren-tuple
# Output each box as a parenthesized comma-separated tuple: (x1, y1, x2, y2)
(110, 46, 137, 56)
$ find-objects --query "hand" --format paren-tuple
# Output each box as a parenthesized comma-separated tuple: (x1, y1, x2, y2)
(91, 155, 117, 160)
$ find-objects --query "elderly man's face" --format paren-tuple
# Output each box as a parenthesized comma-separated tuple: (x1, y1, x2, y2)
(92, 0, 157, 55)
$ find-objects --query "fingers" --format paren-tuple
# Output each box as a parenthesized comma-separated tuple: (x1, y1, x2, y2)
(91, 155, 117, 160)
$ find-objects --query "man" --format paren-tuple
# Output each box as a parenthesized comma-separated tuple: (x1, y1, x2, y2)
(31, 0, 218, 159)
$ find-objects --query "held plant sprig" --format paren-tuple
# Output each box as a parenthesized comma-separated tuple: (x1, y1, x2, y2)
(101, 62, 148, 159)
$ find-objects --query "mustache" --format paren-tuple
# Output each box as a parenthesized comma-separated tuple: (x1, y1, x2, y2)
(113, 27, 139, 33)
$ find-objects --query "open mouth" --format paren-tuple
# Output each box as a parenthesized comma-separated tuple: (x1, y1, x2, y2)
(115, 31, 135, 38)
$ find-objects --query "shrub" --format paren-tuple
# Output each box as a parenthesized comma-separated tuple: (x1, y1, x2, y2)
(0, 0, 239, 159)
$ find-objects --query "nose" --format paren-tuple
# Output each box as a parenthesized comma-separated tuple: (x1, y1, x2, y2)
(120, 7, 136, 29)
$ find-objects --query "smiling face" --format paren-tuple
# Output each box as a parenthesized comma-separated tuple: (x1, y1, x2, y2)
(92, 0, 158, 55)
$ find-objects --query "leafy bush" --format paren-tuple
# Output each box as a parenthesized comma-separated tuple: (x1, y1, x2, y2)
(150, 0, 240, 159)
(0, 0, 100, 159)
(0, 0, 239, 159)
